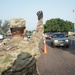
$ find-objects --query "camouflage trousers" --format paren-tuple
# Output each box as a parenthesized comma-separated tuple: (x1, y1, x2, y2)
(2, 64, 40, 75)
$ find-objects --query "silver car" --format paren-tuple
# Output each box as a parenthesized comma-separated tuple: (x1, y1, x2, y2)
(51, 32, 69, 48)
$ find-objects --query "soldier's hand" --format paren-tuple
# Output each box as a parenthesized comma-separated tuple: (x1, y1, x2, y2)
(36, 11, 43, 20)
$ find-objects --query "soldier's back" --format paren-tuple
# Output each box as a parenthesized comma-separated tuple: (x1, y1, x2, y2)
(0, 38, 38, 75)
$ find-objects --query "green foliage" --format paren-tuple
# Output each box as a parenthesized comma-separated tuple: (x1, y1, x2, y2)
(0, 20, 2, 28)
(26, 30, 32, 34)
(0, 20, 9, 35)
(2, 20, 10, 34)
(44, 18, 74, 33)
(0, 28, 3, 34)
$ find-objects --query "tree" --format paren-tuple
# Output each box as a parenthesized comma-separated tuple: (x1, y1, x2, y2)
(2, 20, 10, 35)
(0, 20, 3, 34)
(44, 18, 74, 33)
(0, 20, 2, 28)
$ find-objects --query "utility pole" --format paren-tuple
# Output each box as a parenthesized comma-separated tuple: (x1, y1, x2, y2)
(73, 9, 75, 29)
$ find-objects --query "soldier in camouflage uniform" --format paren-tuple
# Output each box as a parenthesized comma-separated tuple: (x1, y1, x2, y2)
(0, 11, 43, 75)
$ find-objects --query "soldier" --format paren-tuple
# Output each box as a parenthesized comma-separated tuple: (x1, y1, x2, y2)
(0, 11, 43, 75)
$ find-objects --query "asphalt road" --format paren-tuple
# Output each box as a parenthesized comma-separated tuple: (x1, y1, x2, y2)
(37, 40, 75, 75)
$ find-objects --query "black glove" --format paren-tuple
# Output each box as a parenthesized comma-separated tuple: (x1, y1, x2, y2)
(36, 11, 43, 20)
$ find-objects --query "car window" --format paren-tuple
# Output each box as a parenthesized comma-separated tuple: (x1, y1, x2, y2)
(53, 33, 65, 38)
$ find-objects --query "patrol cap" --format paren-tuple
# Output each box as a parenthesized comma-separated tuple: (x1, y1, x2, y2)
(10, 18, 26, 28)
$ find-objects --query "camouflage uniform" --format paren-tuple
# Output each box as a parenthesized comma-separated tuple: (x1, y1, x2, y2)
(0, 11, 43, 75)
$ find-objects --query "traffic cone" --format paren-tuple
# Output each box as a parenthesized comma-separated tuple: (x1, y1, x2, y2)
(43, 37, 48, 54)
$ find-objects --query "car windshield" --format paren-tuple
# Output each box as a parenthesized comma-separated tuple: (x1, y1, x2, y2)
(53, 33, 65, 38)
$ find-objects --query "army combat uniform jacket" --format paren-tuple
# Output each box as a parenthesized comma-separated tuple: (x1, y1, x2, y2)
(0, 19, 44, 75)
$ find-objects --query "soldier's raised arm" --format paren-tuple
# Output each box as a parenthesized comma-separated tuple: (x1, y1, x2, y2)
(36, 11, 44, 37)
(29, 11, 44, 59)
(32, 11, 44, 42)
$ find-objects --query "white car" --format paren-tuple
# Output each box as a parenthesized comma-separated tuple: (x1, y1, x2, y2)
(0, 34, 4, 40)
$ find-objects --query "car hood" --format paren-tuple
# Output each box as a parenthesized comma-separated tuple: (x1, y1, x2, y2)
(52, 37, 68, 40)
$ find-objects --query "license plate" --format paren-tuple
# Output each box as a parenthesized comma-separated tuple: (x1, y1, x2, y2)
(60, 44, 64, 46)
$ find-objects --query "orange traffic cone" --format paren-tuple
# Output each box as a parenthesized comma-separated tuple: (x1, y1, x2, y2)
(43, 37, 48, 54)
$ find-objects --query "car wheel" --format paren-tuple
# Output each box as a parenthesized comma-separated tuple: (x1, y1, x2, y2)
(66, 45, 69, 48)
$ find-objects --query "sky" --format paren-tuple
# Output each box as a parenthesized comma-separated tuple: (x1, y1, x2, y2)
(0, 0, 75, 30)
